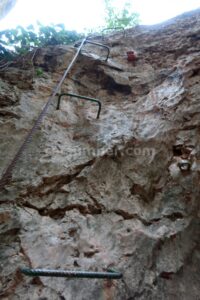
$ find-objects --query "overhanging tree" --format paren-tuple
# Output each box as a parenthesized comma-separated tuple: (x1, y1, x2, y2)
(0, 23, 82, 63)
(104, 0, 139, 28)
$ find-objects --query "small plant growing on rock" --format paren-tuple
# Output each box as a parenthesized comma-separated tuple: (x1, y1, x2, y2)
(35, 67, 44, 77)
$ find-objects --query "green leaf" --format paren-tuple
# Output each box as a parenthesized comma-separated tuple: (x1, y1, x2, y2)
(0, 23, 81, 62)
(104, 0, 139, 29)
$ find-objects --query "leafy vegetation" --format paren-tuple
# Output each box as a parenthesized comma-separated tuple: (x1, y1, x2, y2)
(0, 23, 82, 64)
(0, 1, 139, 67)
(104, 0, 139, 28)
(35, 67, 44, 77)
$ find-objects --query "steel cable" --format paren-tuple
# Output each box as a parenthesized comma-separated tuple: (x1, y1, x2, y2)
(0, 38, 87, 190)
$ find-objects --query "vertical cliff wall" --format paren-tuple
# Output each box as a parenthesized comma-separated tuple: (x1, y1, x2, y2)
(0, 9, 200, 300)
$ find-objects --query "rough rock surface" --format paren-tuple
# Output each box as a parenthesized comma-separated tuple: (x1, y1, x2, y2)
(0, 9, 200, 300)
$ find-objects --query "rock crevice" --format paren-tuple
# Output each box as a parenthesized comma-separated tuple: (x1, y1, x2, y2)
(0, 9, 200, 300)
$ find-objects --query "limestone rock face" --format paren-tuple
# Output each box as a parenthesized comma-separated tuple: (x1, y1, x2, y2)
(0, 9, 200, 300)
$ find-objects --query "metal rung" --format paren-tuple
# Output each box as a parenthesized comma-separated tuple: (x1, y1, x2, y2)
(84, 40, 110, 61)
(56, 92, 102, 119)
(20, 267, 122, 279)
(0, 38, 87, 190)
(74, 39, 110, 61)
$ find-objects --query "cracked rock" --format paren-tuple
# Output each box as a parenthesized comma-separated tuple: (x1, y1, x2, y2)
(0, 8, 200, 300)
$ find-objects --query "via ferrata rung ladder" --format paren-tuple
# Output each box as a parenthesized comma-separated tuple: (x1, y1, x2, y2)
(0, 36, 122, 280)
